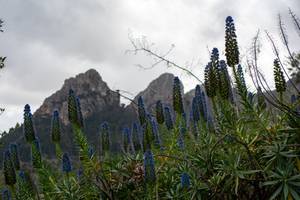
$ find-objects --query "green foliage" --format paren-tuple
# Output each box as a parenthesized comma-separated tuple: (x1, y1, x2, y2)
(9, 144, 20, 171)
(225, 16, 239, 67)
(274, 59, 287, 97)
(173, 77, 185, 114)
(51, 110, 61, 143)
(23, 104, 36, 143)
(16, 171, 35, 200)
(3, 150, 16, 186)
(155, 100, 165, 124)
(31, 140, 42, 169)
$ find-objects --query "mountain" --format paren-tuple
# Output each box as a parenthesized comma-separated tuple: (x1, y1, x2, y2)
(35, 69, 120, 125)
(0, 69, 190, 162)
(125, 73, 197, 117)
(0, 69, 126, 161)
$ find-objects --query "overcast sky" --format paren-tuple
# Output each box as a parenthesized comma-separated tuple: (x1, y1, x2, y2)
(0, 0, 299, 132)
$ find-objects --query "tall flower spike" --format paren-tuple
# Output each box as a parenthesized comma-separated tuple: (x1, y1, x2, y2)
(3, 150, 16, 186)
(204, 62, 217, 98)
(18, 171, 34, 198)
(99, 122, 110, 154)
(150, 118, 161, 148)
(132, 122, 141, 151)
(201, 91, 208, 121)
(173, 77, 184, 114)
(211, 48, 221, 94)
(180, 172, 191, 189)
(62, 153, 72, 173)
(143, 149, 156, 183)
(192, 97, 200, 122)
(155, 100, 165, 124)
(142, 120, 153, 151)
(9, 143, 20, 171)
(218, 60, 232, 100)
(237, 64, 247, 94)
(23, 104, 36, 143)
(189, 111, 199, 138)
(122, 127, 130, 152)
(225, 16, 239, 67)
(51, 110, 61, 143)
(137, 123, 145, 151)
(178, 127, 185, 150)
(76, 97, 84, 128)
(138, 96, 147, 125)
(1, 189, 11, 200)
(195, 85, 204, 117)
(273, 59, 286, 93)
(31, 139, 42, 169)
(164, 106, 174, 130)
(68, 89, 79, 125)
(124, 127, 134, 153)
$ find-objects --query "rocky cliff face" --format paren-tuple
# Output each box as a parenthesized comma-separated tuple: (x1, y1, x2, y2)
(0, 69, 124, 161)
(126, 72, 199, 116)
(35, 69, 120, 125)
(127, 73, 175, 114)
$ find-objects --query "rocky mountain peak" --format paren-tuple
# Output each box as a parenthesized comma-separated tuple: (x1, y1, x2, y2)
(35, 68, 120, 125)
(127, 73, 177, 114)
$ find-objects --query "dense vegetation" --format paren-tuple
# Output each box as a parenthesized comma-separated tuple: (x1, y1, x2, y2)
(0, 15, 300, 200)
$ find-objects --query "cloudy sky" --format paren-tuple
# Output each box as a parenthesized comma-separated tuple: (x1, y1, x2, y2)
(0, 0, 299, 131)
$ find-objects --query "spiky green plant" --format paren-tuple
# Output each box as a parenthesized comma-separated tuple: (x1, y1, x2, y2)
(138, 96, 147, 126)
(23, 104, 36, 143)
(31, 139, 42, 169)
(273, 59, 286, 101)
(99, 122, 110, 156)
(16, 171, 35, 199)
(225, 16, 239, 67)
(68, 89, 79, 126)
(51, 110, 61, 143)
(218, 60, 232, 101)
(204, 62, 217, 98)
(155, 100, 165, 124)
(173, 77, 184, 114)
(76, 97, 84, 128)
(143, 149, 156, 183)
(9, 144, 20, 171)
(3, 150, 16, 186)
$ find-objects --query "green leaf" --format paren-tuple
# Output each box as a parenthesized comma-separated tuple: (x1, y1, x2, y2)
(262, 180, 280, 186)
(283, 184, 289, 200)
(269, 185, 282, 200)
(289, 187, 300, 200)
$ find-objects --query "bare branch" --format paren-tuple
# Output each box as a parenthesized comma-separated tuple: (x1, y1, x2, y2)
(265, 30, 300, 94)
(127, 36, 204, 84)
(278, 14, 300, 71)
(289, 8, 300, 37)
